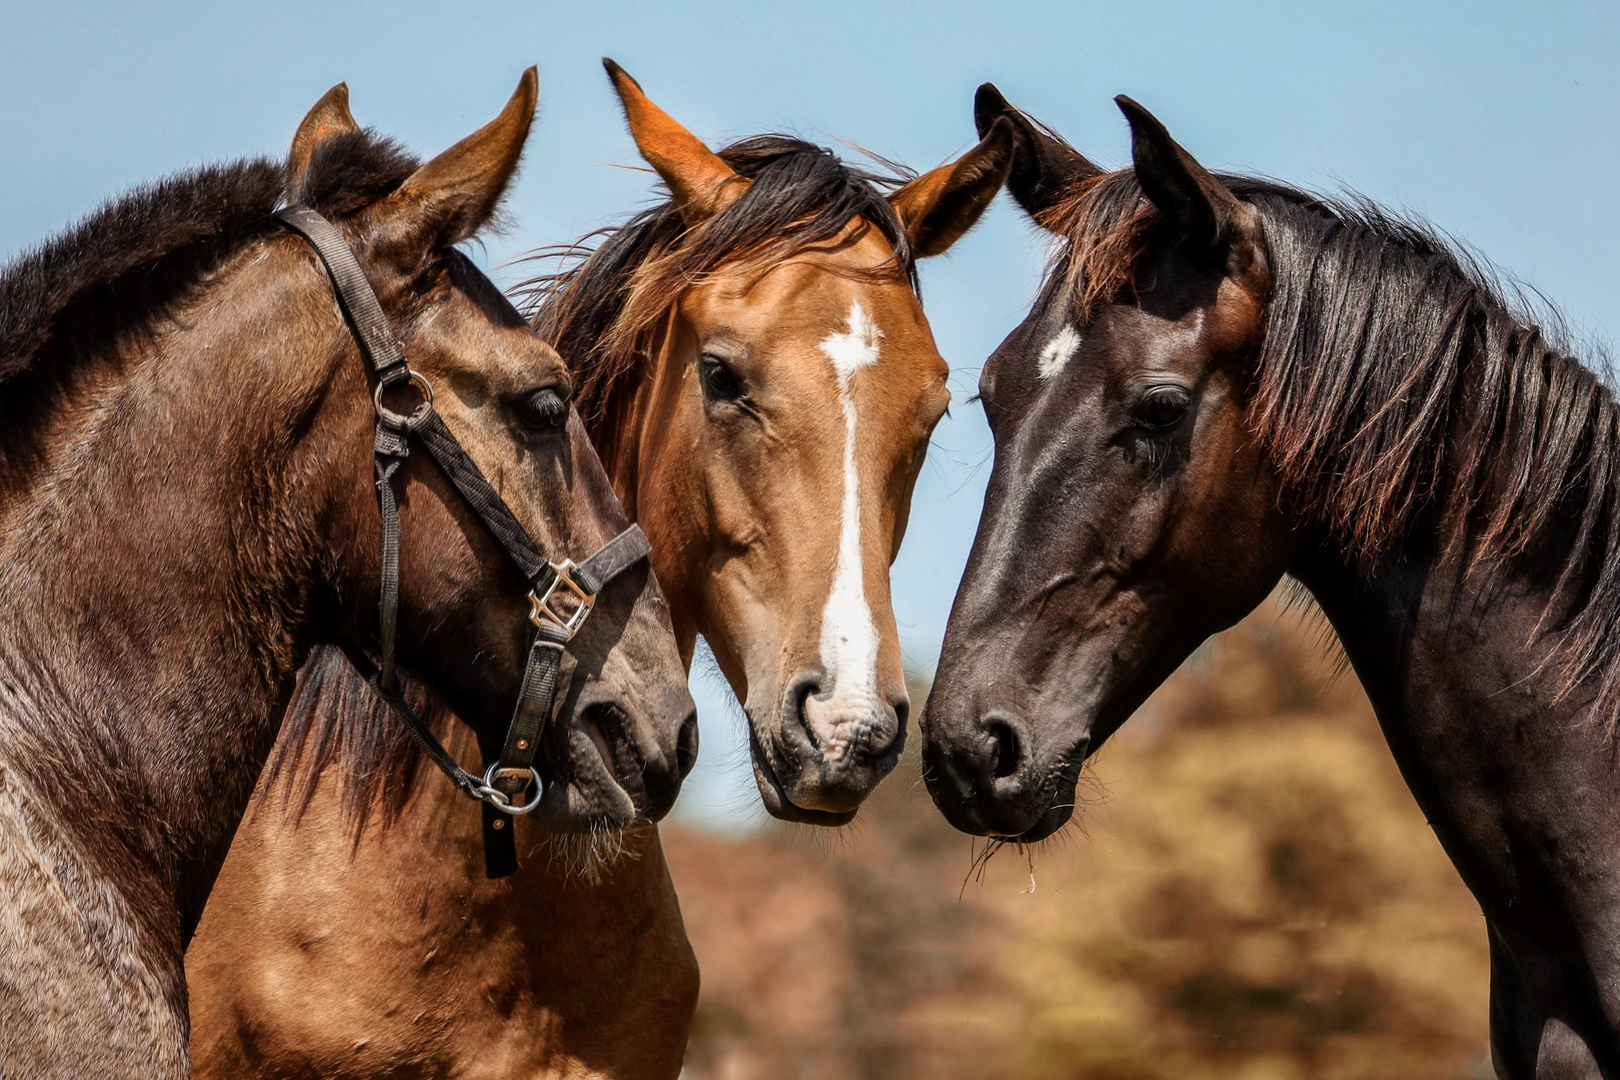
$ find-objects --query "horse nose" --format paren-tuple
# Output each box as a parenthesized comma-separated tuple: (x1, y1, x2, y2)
(776, 671, 906, 814)
(636, 702, 697, 822)
(674, 707, 700, 782)
(921, 710, 1049, 837)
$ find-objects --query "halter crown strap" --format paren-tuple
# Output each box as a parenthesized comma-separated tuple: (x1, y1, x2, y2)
(277, 205, 410, 385)
(276, 204, 652, 878)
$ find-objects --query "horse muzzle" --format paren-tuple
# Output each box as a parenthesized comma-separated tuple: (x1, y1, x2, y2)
(746, 671, 907, 824)
(920, 704, 1086, 843)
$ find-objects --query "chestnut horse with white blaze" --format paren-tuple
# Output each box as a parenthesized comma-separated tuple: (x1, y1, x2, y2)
(0, 71, 692, 1077)
(186, 63, 1012, 1078)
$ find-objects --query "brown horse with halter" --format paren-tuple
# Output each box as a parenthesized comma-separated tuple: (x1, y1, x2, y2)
(926, 85, 1620, 1076)
(0, 71, 694, 1077)
(186, 62, 1012, 1078)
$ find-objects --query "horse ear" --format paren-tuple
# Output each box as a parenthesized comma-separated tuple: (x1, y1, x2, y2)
(887, 116, 1014, 259)
(973, 83, 1099, 221)
(1116, 95, 1244, 252)
(604, 59, 746, 227)
(389, 67, 538, 248)
(287, 83, 360, 204)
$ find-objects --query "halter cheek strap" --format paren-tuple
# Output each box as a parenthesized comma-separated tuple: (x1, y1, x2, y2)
(276, 205, 651, 878)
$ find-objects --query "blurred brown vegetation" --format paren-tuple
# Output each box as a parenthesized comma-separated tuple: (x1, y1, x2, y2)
(663, 601, 1494, 1080)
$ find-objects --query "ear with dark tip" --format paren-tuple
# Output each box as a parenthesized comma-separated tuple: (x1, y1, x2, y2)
(603, 58, 747, 227)
(389, 67, 538, 248)
(287, 83, 360, 204)
(887, 115, 1014, 259)
(973, 82, 1100, 220)
(1115, 94, 1243, 251)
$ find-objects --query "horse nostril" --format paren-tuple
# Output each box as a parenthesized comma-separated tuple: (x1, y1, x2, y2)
(892, 696, 910, 732)
(791, 677, 823, 753)
(986, 718, 1021, 780)
(675, 708, 700, 781)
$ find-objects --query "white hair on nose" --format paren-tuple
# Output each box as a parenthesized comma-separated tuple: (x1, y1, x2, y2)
(812, 300, 884, 752)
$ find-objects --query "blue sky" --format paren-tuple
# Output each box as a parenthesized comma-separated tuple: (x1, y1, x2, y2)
(6, 0, 1617, 827)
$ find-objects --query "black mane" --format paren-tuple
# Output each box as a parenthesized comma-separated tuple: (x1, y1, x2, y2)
(1053, 166, 1620, 716)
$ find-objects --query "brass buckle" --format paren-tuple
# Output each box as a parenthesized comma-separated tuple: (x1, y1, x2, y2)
(528, 559, 596, 640)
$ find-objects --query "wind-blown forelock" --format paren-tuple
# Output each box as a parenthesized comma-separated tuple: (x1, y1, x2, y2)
(519, 134, 918, 430)
(1043, 157, 1620, 719)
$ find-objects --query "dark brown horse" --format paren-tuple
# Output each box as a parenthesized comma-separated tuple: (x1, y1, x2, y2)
(0, 72, 693, 1077)
(924, 86, 1620, 1077)
(186, 63, 1011, 1079)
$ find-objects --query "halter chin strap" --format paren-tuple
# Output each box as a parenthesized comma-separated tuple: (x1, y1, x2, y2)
(277, 205, 651, 878)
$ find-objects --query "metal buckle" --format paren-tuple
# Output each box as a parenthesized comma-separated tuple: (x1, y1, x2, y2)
(478, 763, 544, 816)
(373, 369, 435, 425)
(527, 559, 596, 640)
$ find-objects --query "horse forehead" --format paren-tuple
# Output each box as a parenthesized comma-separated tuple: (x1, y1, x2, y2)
(420, 284, 566, 385)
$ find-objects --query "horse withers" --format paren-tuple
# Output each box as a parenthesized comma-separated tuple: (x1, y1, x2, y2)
(0, 72, 692, 1077)
(923, 86, 1620, 1076)
(186, 63, 1011, 1079)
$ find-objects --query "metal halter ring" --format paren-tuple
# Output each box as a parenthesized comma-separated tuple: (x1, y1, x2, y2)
(528, 559, 597, 640)
(373, 369, 435, 425)
(478, 763, 544, 816)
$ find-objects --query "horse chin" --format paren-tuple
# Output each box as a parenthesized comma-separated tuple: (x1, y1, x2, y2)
(541, 702, 681, 829)
(1005, 801, 1075, 844)
(747, 728, 858, 827)
(526, 725, 640, 833)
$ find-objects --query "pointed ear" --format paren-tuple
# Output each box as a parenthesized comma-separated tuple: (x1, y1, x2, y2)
(973, 83, 1100, 221)
(603, 58, 746, 227)
(389, 67, 538, 248)
(887, 116, 1014, 259)
(287, 83, 360, 203)
(1115, 95, 1245, 252)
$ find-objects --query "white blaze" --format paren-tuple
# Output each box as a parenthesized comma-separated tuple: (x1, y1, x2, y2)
(1037, 325, 1081, 380)
(814, 301, 884, 740)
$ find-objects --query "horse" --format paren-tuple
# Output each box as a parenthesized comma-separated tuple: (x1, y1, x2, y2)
(185, 62, 1012, 1079)
(0, 71, 694, 1077)
(922, 84, 1620, 1077)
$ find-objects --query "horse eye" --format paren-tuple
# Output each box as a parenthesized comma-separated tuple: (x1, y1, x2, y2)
(1134, 386, 1191, 431)
(700, 356, 746, 402)
(520, 387, 570, 431)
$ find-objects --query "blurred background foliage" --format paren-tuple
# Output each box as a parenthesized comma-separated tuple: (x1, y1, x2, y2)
(665, 599, 1491, 1079)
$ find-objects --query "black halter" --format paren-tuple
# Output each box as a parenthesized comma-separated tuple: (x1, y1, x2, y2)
(277, 205, 651, 878)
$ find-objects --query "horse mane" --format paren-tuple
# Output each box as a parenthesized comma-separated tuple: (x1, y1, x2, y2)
(1041, 161, 1620, 717)
(518, 134, 918, 437)
(257, 646, 457, 834)
(0, 131, 419, 405)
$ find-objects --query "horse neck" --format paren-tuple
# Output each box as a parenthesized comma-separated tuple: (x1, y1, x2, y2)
(0, 247, 345, 928)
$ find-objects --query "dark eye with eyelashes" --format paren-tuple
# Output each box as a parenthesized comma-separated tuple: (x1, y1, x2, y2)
(699, 355, 746, 403)
(1133, 385, 1191, 431)
(518, 386, 570, 432)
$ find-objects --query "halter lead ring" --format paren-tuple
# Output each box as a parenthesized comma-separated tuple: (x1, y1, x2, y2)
(276, 204, 652, 878)
(479, 764, 545, 815)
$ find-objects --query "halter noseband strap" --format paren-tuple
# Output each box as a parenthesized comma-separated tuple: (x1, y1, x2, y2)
(276, 205, 651, 878)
